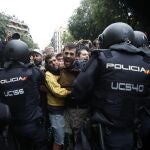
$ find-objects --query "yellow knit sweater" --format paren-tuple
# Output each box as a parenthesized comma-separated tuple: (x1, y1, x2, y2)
(45, 71, 70, 107)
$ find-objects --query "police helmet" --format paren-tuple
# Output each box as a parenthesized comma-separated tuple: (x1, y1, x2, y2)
(133, 31, 149, 48)
(99, 22, 134, 48)
(4, 39, 30, 63)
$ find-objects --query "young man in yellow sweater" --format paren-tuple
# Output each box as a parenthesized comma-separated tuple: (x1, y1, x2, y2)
(45, 54, 71, 150)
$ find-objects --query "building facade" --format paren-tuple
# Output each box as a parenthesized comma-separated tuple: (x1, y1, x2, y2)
(0, 12, 31, 40)
(51, 26, 66, 53)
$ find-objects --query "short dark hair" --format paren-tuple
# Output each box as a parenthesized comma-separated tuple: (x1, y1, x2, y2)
(45, 53, 55, 65)
(63, 43, 77, 51)
(56, 52, 63, 58)
(77, 46, 89, 56)
(77, 40, 92, 49)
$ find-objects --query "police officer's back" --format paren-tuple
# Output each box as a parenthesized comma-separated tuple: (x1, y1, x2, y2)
(133, 30, 150, 150)
(72, 22, 150, 150)
(0, 40, 48, 150)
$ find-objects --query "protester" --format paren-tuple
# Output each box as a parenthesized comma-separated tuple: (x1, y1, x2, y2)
(74, 46, 90, 71)
(93, 38, 101, 49)
(59, 43, 90, 150)
(45, 54, 71, 150)
(30, 48, 45, 71)
(56, 53, 64, 68)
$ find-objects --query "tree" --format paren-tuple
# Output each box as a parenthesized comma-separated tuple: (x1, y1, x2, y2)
(61, 30, 75, 44)
(68, 0, 140, 41)
(118, 0, 150, 39)
(90, 0, 130, 27)
(68, 0, 100, 41)
(21, 34, 38, 49)
(0, 13, 8, 40)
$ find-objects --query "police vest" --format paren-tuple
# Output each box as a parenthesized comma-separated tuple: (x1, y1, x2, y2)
(91, 45, 150, 128)
(0, 63, 42, 124)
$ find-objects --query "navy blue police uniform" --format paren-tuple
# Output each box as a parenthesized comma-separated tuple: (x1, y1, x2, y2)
(72, 22, 150, 150)
(133, 30, 150, 150)
(0, 40, 48, 150)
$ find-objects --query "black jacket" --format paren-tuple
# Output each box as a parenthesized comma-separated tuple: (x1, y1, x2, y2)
(0, 62, 43, 124)
(72, 43, 150, 128)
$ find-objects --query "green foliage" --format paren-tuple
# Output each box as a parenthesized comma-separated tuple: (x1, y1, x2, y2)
(0, 27, 6, 40)
(68, 0, 100, 41)
(61, 30, 75, 44)
(68, 0, 141, 41)
(93, 0, 142, 29)
(0, 13, 8, 40)
(21, 34, 38, 49)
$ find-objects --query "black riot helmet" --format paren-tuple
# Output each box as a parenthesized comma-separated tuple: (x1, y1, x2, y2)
(98, 22, 135, 48)
(133, 31, 149, 48)
(4, 39, 30, 63)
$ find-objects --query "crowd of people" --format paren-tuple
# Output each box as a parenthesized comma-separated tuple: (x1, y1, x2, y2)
(0, 22, 150, 150)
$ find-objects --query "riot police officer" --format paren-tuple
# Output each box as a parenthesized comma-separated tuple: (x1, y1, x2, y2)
(0, 40, 48, 150)
(133, 30, 149, 49)
(72, 22, 150, 150)
(133, 30, 150, 150)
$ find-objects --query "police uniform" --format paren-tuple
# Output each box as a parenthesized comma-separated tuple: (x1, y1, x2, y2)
(0, 101, 15, 150)
(72, 23, 150, 150)
(0, 40, 48, 150)
(0, 62, 48, 150)
(133, 30, 150, 150)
